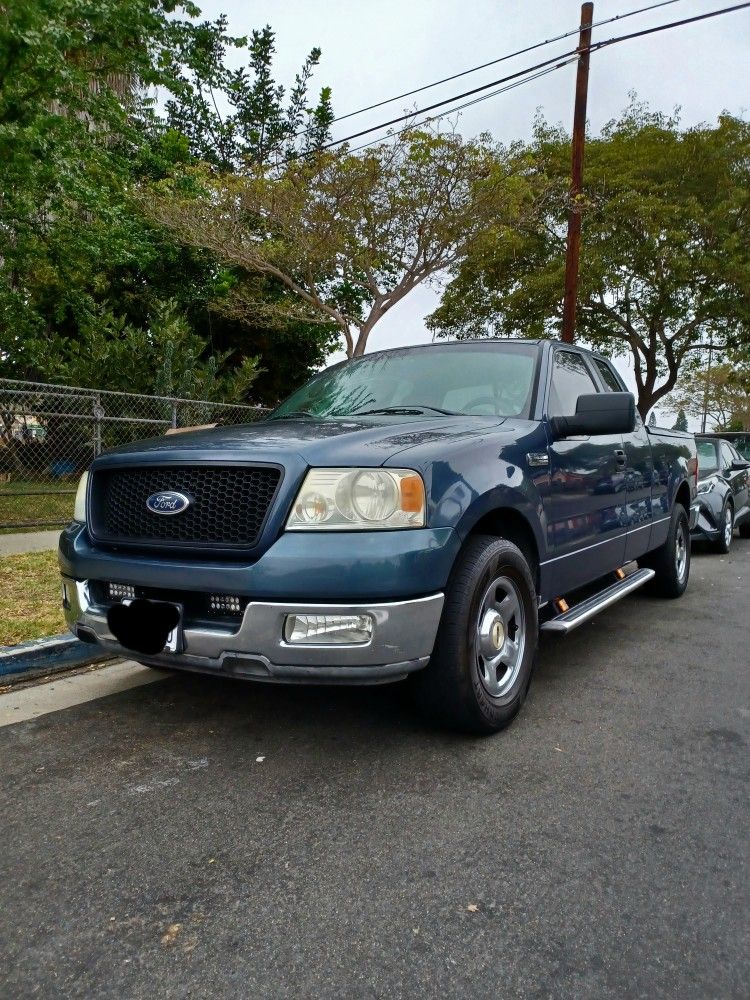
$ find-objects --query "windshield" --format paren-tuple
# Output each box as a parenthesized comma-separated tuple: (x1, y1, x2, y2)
(697, 440, 719, 474)
(729, 435, 750, 460)
(269, 343, 538, 420)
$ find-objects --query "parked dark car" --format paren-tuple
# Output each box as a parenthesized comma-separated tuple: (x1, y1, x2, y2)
(59, 340, 699, 734)
(702, 431, 750, 461)
(693, 436, 750, 552)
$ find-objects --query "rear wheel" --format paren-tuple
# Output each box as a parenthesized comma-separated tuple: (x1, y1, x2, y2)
(411, 535, 538, 734)
(712, 500, 734, 554)
(641, 503, 690, 598)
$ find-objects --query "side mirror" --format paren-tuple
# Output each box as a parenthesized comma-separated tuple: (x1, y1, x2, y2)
(731, 459, 750, 472)
(550, 392, 637, 439)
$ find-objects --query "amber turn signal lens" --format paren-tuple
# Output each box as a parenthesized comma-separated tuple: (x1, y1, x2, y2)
(399, 475, 425, 513)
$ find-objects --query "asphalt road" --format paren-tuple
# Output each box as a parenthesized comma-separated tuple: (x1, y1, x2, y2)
(1, 542, 748, 999)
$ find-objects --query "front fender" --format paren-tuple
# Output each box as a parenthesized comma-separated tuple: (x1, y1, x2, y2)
(451, 476, 546, 553)
(409, 429, 549, 560)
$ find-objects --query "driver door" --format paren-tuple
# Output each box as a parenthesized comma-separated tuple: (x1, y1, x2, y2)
(544, 349, 627, 594)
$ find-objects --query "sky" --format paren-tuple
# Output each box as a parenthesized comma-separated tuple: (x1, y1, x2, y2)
(195, 0, 750, 421)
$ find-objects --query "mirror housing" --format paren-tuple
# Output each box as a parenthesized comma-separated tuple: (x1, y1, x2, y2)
(550, 392, 637, 439)
(731, 459, 750, 472)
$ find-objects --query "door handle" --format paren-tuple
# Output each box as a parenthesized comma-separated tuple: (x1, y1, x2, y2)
(614, 449, 626, 468)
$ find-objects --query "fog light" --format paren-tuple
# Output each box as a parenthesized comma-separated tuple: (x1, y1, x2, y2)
(108, 582, 135, 601)
(209, 594, 243, 616)
(283, 613, 374, 645)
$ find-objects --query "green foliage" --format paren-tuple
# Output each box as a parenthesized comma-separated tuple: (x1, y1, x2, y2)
(202, 288, 340, 404)
(32, 300, 261, 400)
(429, 102, 750, 416)
(149, 127, 533, 357)
(164, 21, 334, 169)
(0, 1, 335, 401)
(672, 409, 688, 432)
(671, 350, 750, 431)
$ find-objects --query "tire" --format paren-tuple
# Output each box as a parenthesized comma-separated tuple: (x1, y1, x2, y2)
(410, 535, 538, 734)
(712, 500, 734, 554)
(641, 503, 690, 598)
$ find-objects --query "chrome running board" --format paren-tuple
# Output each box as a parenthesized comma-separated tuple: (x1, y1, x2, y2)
(540, 567, 655, 635)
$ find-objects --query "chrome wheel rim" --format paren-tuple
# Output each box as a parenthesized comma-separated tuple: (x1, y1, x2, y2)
(675, 521, 688, 582)
(475, 575, 526, 699)
(724, 507, 733, 547)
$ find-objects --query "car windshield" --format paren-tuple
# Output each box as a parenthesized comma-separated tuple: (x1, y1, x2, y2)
(697, 440, 719, 474)
(268, 343, 538, 420)
(730, 435, 750, 460)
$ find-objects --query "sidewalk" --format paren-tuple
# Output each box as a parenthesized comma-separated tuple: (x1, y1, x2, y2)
(0, 530, 61, 556)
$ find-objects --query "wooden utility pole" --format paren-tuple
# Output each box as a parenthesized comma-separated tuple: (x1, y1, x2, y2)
(561, 2, 594, 343)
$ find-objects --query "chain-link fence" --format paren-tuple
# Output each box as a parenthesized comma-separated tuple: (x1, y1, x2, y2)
(0, 379, 268, 530)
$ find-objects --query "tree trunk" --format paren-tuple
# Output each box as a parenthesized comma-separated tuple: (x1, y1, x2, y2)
(635, 364, 681, 421)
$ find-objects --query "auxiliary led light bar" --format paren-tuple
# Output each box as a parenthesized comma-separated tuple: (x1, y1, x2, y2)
(108, 582, 136, 601)
(209, 594, 243, 616)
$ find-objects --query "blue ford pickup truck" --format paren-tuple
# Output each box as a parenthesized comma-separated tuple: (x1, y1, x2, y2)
(59, 340, 699, 733)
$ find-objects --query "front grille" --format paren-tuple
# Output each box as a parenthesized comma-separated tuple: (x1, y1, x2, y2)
(89, 464, 282, 550)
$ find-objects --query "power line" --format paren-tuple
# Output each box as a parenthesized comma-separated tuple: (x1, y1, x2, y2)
(345, 59, 579, 156)
(315, 0, 686, 132)
(321, 2, 750, 152)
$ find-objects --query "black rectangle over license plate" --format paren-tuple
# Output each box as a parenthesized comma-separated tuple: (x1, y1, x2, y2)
(121, 599, 184, 654)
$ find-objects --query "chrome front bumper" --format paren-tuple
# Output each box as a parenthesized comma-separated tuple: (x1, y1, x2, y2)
(62, 577, 444, 685)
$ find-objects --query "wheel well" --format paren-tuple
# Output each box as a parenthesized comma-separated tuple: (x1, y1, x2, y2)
(675, 481, 691, 514)
(467, 508, 540, 584)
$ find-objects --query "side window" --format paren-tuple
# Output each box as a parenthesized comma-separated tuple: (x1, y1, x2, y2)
(593, 358, 624, 392)
(720, 442, 735, 470)
(547, 351, 598, 418)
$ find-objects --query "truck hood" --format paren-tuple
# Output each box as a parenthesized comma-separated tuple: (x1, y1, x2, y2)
(95, 414, 507, 468)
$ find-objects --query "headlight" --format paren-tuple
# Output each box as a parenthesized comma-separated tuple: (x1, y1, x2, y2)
(696, 480, 714, 495)
(73, 471, 89, 522)
(286, 468, 425, 530)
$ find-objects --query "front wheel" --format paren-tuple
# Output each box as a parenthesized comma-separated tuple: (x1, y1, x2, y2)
(411, 535, 538, 734)
(712, 501, 734, 554)
(641, 503, 690, 598)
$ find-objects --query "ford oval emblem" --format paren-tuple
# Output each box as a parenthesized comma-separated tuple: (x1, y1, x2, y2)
(146, 491, 191, 516)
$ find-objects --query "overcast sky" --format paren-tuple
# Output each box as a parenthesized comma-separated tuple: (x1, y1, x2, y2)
(197, 0, 750, 419)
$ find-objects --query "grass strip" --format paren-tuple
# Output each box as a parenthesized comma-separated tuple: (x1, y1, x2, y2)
(0, 550, 65, 645)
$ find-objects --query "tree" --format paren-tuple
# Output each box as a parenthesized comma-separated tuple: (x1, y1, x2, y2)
(672, 409, 688, 432)
(0, 2, 336, 399)
(0, 0, 178, 373)
(147, 127, 533, 358)
(428, 103, 750, 418)
(163, 21, 334, 169)
(33, 301, 261, 400)
(200, 292, 340, 405)
(154, 19, 339, 400)
(671, 352, 750, 431)
(648, 412, 656, 427)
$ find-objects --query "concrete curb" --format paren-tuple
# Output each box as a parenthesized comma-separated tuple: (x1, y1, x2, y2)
(0, 634, 114, 685)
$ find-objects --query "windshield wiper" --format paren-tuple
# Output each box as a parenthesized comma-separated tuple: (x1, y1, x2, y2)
(349, 404, 460, 417)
